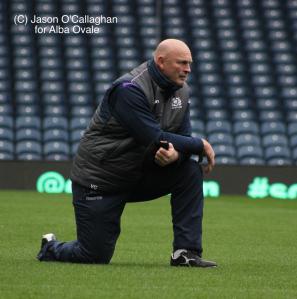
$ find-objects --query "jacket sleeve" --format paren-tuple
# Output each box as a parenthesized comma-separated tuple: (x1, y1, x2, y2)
(109, 83, 204, 155)
(174, 103, 195, 163)
(176, 103, 192, 137)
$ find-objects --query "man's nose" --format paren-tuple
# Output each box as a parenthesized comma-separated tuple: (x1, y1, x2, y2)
(184, 63, 191, 73)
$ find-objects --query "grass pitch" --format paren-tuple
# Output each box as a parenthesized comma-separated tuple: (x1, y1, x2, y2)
(0, 191, 297, 299)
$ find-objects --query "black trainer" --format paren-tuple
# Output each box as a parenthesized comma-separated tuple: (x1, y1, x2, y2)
(170, 249, 217, 268)
(36, 233, 57, 261)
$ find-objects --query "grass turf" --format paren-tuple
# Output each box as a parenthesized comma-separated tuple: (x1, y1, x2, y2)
(0, 191, 297, 299)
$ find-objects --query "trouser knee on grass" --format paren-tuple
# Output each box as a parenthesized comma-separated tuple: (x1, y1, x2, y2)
(47, 182, 126, 264)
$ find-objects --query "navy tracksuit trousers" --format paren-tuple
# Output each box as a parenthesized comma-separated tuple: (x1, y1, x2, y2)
(46, 159, 204, 264)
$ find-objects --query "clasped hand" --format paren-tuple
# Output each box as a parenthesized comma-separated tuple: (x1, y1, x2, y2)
(154, 142, 179, 167)
(154, 139, 215, 174)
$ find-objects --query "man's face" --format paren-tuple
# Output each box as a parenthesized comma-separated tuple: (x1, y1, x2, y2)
(157, 50, 192, 86)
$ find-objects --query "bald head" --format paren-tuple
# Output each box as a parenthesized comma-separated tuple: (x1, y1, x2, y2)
(154, 39, 191, 60)
(153, 39, 192, 86)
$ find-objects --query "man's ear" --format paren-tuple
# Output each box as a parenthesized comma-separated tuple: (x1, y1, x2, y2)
(155, 56, 165, 71)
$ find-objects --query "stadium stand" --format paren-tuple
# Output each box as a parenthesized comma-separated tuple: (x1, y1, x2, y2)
(0, 0, 296, 165)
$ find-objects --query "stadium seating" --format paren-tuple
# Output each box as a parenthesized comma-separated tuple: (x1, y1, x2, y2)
(0, 0, 296, 165)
